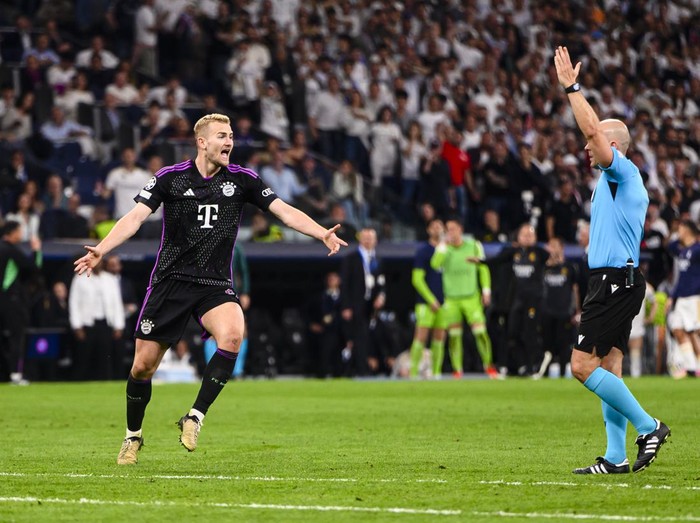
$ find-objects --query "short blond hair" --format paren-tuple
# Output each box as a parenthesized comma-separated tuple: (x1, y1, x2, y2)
(194, 113, 230, 137)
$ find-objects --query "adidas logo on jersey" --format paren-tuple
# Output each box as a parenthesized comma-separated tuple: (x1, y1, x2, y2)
(183, 188, 195, 196)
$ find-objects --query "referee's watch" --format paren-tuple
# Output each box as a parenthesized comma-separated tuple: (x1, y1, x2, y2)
(565, 82, 581, 94)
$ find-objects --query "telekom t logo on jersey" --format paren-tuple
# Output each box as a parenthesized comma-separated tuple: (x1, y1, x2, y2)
(198, 204, 219, 228)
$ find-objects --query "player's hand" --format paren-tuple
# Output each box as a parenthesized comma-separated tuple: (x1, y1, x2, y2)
(554, 46, 581, 88)
(482, 292, 491, 308)
(430, 300, 441, 313)
(30, 236, 42, 252)
(465, 256, 481, 264)
(323, 224, 349, 256)
(74, 245, 103, 276)
(373, 293, 386, 310)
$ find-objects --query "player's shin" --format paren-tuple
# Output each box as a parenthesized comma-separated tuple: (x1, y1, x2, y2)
(431, 338, 445, 377)
(409, 339, 424, 378)
(192, 348, 238, 417)
(474, 329, 493, 368)
(448, 328, 463, 374)
(126, 375, 152, 437)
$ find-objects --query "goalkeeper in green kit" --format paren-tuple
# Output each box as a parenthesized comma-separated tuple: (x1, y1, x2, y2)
(431, 217, 500, 379)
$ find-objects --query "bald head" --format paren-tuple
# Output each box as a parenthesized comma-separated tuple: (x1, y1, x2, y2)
(599, 119, 630, 154)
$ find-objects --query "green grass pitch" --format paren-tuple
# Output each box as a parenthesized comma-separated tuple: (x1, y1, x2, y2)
(2, 377, 699, 522)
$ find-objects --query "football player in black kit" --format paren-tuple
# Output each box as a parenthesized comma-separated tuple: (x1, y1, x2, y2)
(75, 114, 347, 464)
(539, 237, 580, 379)
(487, 223, 549, 376)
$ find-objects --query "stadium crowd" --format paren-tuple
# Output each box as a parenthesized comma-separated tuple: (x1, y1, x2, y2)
(1, 0, 700, 382)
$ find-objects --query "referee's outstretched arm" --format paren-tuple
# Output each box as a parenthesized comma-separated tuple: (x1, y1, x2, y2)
(554, 46, 631, 170)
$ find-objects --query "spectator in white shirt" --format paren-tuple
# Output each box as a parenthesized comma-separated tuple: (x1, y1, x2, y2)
(69, 261, 125, 380)
(102, 148, 152, 219)
(342, 89, 372, 176)
(369, 106, 402, 191)
(46, 52, 77, 96)
(226, 39, 265, 113)
(145, 76, 187, 108)
(472, 77, 505, 128)
(55, 72, 95, 122)
(417, 93, 450, 145)
(75, 36, 119, 70)
(259, 82, 290, 142)
(105, 71, 142, 106)
(133, 0, 159, 77)
(4, 192, 40, 242)
(309, 75, 345, 162)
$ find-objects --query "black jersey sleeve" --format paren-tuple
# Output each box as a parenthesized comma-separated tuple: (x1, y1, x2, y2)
(243, 173, 279, 211)
(133, 172, 169, 212)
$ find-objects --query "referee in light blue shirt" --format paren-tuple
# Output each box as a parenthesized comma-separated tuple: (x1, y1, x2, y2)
(554, 47, 670, 476)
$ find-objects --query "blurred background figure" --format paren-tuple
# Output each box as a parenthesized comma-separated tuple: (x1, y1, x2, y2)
(540, 237, 580, 379)
(341, 227, 385, 376)
(68, 259, 124, 381)
(0, 221, 42, 384)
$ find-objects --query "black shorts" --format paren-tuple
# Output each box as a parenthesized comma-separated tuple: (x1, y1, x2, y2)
(575, 267, 645, 357)
(135, 279, 240, 346)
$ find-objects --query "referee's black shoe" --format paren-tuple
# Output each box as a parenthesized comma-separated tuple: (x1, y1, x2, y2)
(573, 456, 630, 474)
(633, 419, 671, 473)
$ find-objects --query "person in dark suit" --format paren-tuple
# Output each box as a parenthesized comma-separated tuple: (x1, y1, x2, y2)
(340, 227, 386, 376)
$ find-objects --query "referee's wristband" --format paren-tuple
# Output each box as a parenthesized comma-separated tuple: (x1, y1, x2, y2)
(565, 82, 581, 94)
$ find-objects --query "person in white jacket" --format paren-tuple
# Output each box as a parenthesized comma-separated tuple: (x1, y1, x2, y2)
(69, 261, 125, 380)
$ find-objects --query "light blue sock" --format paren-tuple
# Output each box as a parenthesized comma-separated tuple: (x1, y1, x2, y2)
(584, 367, 656, 435)
(601, 400, 627, 464)
(233, 338, 248, 377)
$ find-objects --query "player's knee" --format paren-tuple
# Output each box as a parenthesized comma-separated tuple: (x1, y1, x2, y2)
(214, 329, 243, 352)
(448, 327, 462, 338)
(130, 359, 158, 380)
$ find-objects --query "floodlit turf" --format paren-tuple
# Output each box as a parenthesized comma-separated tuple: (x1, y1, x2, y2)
(2, 377, 699, 522)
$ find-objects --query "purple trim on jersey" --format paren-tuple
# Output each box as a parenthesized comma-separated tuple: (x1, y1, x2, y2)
(134, 286, 154, 335)
(155, 160, 192, 178)
(227, 164, 259, 179)
(229, 241, 236, 284)
(196, 314, 211, 341)
(146, 203, 167, 287)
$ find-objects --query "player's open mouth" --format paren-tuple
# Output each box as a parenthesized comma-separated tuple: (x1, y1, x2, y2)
(221, 149, 230, 160)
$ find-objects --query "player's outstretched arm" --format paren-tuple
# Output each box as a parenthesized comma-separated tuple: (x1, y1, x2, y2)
(268, 199, 348, 256)
(74, 202, 153, 276)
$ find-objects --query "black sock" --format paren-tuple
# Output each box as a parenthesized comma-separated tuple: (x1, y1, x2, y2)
(126, 375, 152, 432)
(192, 348, 237, 415)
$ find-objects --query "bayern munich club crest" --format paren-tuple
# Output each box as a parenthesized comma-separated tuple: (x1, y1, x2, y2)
(222, 182, 235, 197)
(140, 318, 154, 335)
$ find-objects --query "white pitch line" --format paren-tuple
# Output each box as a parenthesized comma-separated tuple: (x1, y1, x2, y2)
(471, 511, 700, 522)
(480, 480, 700, 492)
(0, 496, 461, 516)
(0, 471, 447, 484)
